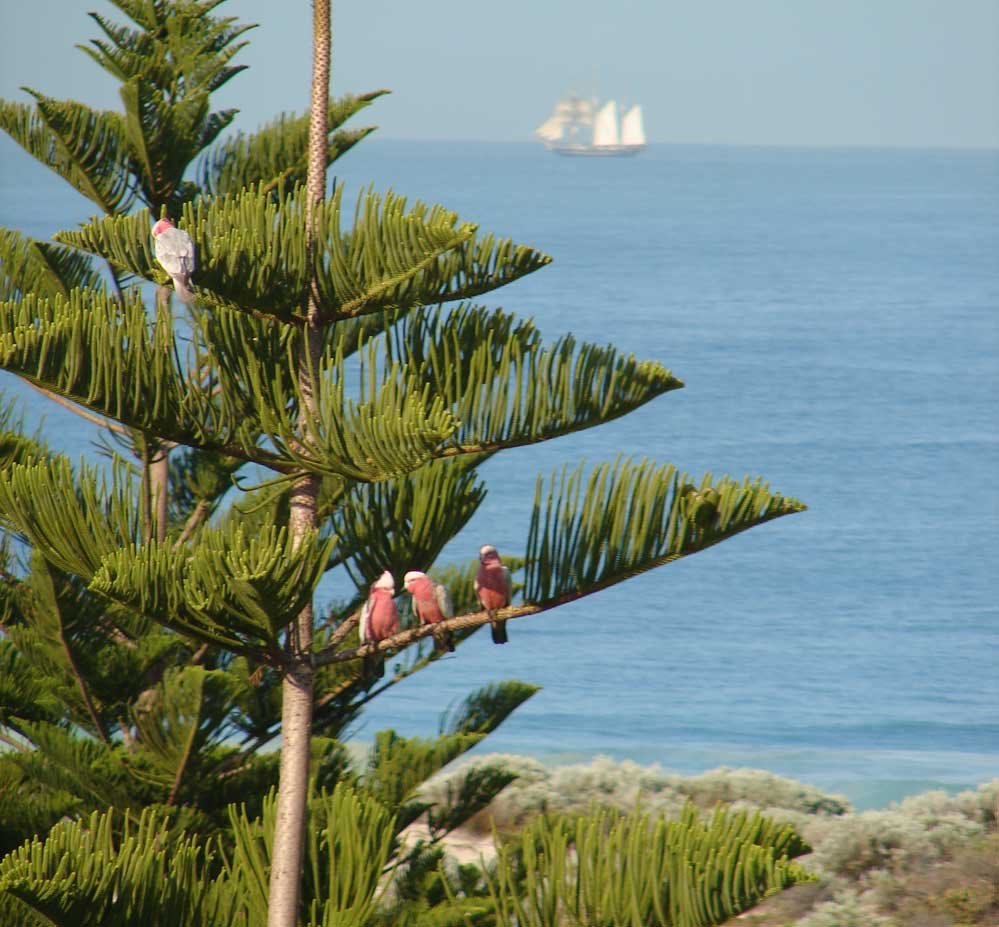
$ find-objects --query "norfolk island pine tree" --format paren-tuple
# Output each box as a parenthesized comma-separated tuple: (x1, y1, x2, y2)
(0, 1, 806, 924)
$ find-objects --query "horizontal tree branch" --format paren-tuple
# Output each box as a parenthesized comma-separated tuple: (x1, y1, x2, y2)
(313, 601, 541, 667)
(312, 512, 798, 668)
(25, 381, 131, 436)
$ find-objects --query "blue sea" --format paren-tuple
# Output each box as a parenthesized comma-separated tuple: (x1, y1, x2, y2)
(2, 137, 997, 810)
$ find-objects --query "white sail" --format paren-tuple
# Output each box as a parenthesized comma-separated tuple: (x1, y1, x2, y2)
(535, 114, 565, 141)
(620, 105, 646, 147)
(592, 100, 619, 147)
(554, 97, 593, 125)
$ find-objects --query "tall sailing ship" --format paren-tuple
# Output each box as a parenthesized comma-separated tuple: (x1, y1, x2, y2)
(535, 95, 646, 157)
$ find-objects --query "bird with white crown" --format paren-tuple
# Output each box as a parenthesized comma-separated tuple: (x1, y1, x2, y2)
(151, 218, 196, 303)
(360, 570, 400, 678)
(404, 571, 454, 653)
(475, 544, 512, 644)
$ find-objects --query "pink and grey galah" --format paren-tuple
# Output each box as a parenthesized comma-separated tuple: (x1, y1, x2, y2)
(151, 218, 196, 302)
(403, 570, 455, 653)
(359, 570, 400, 678)
(475, 544, 512, 645)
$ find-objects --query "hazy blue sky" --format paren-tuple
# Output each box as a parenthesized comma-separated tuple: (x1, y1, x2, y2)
(1, 0, 997, 148)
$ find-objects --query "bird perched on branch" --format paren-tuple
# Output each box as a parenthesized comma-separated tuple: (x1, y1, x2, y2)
(151, 218, 196, 302)
(475, 544, 512, 644)
(404, 570, 454, 653)
(359, 571, 400, 678)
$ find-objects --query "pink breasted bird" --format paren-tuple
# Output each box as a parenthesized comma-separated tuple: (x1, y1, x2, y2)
(403, 570, 454, 653)
(151, 218, 196, 302)
(359, 571, 400, 678)
(475, 544, 512, 645)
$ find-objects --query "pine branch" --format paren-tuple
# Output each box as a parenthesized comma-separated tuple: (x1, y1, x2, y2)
(331, 456, 486, 587)
(200, 92, 389, 198)
(89, 524, 335, 662)
(79, 7, 255, 95)
(172, 498, 211, 550)
(24, 382, 131, 436)
(439, 680, 541, 736)
(0, 806, 241, 926)
(363, 729, 485, 811)
(10, 722, 131, 811)
(126, 666, 228, 805)
(316, 460, 805, 667)
(120, 78, 236, 210)
(56, 620, 111, 747)
(0, 227, 104, 301)
(385, 304, 684, 456)
(522, 458, 805, 603)
(241, 334, 462, 481)
(54, 186, 552, 326)
(0, 95, 134, 214)
(0, 456, 139, 580)
(0, 290, 296, 471)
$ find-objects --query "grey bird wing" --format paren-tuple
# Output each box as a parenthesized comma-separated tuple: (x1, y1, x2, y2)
(435, 582, 453, 619)
(502, 566, 513, 604)
(154, 228, 196, 277)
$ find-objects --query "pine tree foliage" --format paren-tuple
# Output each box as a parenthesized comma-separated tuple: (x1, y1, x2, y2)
(379, 303, 683, 453)
(525, 458, 805, 605)
(77, 0, 255, 93)
(331, 457, 486, 587)
(90, 524, 335, 658)
(0, 0, 252, 217)
(226, 784, 397, 927)
(4, 722, 132, 814)
(0, 1, 809, 921)
(0, 457, 140, 580)
(126, 666, 231, 800)
(200, 93, 388, 198)
(0, 640, 62, 728)
(53, 186, 552, 323)
(440, 681, 541, 737)
(3, 555, 120, 740)
(0, 229, 104, 302)
(0, 806, 238, 927)
(0, 98, 134, 215)
(0, 784, 400, 927)
(488, 803, 814, 927)
(425, 764, 520, 840)
(0, 292, 218, 451)
(365, 730, 486, 814)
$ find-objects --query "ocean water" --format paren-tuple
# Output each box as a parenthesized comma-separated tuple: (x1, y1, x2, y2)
(2, 137, 997, 810)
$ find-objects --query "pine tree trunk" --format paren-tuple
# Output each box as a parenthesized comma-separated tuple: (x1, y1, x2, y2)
(266, 2, 330, 925)
(149, 446, 169, 543)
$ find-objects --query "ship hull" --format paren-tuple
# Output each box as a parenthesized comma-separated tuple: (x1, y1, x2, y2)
(548, 143, 646, 157)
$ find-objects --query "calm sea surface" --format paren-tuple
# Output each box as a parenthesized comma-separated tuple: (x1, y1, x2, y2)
(2, 137, 997, 810)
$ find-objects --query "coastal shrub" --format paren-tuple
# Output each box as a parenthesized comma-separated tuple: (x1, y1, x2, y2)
(666, 766, 852, 816)
(421, 756, 852, 833)
(795, 888, 893, 927)
(894, 779, 999, 828)
(806, 808, 982, 881)
(411, 758, 999, 926)
(864, 831, 999, 927)
(808, 806, 985, 881)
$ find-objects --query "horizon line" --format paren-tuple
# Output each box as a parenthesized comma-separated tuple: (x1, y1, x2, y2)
(364, 137, 999, 154)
